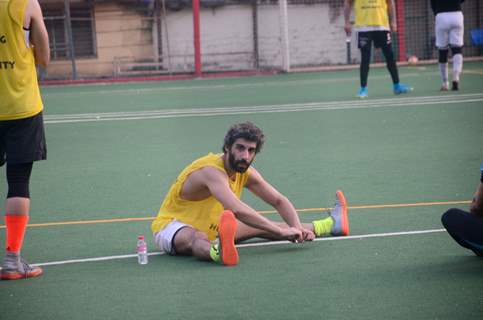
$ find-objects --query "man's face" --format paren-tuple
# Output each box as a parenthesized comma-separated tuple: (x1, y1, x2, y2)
(227, 138, 258, 173)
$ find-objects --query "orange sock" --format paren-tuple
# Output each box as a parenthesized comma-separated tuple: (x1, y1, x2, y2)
(5, 214, 29, 254)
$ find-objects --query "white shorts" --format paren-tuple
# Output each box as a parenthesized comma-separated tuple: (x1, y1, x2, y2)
(153, 220, 190, 255)
(435, 12, 464, 49)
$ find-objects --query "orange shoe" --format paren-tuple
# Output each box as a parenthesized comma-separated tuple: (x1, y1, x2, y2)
(218, 210, 239, 266)
(330, 190, 349, 236)
(1, 253, 43, 280)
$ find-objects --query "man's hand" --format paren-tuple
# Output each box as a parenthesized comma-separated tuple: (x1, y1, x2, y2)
(470, 182, 483, 216)
(390, 21, 397, 33)
(301, 227, 315, 241)
(279, 227, 304, 243)
(344, 22, 352, 37)
(343, 0, 353, 36)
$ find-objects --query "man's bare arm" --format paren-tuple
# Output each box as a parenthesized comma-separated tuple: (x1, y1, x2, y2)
(26, 0, 50, 67)
(246, 168, 303, 229)
(470, 182, 483, 216)
(387, 0, 397, 32)
(344, 0, 353, 36)
(200, 167, 285, 236)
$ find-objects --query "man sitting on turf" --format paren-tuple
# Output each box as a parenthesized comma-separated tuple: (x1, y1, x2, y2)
(151, 122, 350, 266)
(441, 162, 483, 257)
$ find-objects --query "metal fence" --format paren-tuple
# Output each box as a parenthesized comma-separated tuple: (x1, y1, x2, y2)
(40, 0, 482, 80)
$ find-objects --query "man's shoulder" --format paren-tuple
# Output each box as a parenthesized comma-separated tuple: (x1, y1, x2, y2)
(190, 164, 227, 183)
(191, 152, 222, 164)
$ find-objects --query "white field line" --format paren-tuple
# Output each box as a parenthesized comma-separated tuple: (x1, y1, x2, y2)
(44, 93, 483, 124)
(41, 73, 427, 97)
(30, 228, 445, 268)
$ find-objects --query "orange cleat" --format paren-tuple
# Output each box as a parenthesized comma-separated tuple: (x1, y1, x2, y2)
(218, 210, 239, 266)
(330, 190, 349, 236)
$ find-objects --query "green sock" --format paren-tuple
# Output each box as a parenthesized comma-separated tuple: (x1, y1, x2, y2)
(312, 217, 334, 237)
(210, 243, 220, 263)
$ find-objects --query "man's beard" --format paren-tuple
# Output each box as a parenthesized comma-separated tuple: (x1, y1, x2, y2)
(228, 151, 252, 173)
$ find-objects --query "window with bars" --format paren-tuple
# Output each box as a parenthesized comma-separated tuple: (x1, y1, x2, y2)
(43, 6, 97, 60)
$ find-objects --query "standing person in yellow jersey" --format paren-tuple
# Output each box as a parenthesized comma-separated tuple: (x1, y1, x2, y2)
(344, 0, 412, 98)
(0, 0, 50, 280)
(151, 122, 350, 266)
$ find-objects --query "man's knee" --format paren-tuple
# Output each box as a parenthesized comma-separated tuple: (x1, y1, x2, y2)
(450, 46, 462, 55)
(381, 44, 395, 61)
(172, 227, 209, 254)
(360, 46, 371, 63)
(441, 208, 453, 228)
(191, 231, 209, 251)
(441, 208, 466, 230)
(6, 162, 33, 198)
(438, 49, 449, 63)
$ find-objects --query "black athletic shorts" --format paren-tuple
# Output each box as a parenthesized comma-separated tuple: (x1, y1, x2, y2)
(0, 111, 47, 166)
(358, 30, 392, 49)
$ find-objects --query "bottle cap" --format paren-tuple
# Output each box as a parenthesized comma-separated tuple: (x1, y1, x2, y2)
(138, 235, 145, 240)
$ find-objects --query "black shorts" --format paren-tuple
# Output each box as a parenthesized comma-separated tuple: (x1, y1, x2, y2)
(358, 31, 392, 49)
(0, 112, 47, 166)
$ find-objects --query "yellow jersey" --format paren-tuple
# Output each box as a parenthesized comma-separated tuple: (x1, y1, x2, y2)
(0, 0, 43, 121)
(151, 153, 251, 241)
(354, 0, 390, 30)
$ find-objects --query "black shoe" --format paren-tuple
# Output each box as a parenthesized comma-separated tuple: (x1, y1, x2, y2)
(451, 81, 459, 91)
(474, 250, 483, 258)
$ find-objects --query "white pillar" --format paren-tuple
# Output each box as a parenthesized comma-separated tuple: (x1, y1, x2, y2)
(152, 17, 159, 65)
(278, 0, 290, 72)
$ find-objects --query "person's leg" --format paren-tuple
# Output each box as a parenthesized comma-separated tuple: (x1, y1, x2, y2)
(5, 162, 32, 253)
(360, 45, 371, 88)
(380, 42, 400, 85)
(375, 31, 411, 94)
(450, 46, 463, 90)
(0, 132, 4, 168)
(1, 162, 43, 280)
(435, 13, 450, 90)
(438, 48, 449, 90)
(167, 211, 239, 266)
(235, 220, 331, 241)
(235, 220, 293, 242)
(449, 12, 464, 91)
(154, 220, 212, 260)
(357, 32, 371, 98)
(441, 208, 483, 256)
(172, 226, 212, 260)
(1, 114, 46, 280)
(236, 191, 349, 242)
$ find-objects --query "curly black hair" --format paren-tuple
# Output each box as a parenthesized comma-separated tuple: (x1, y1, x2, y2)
(222, 122, 265, 154)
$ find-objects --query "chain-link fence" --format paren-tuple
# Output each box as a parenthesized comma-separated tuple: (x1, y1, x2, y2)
(40, 0, 482, 80)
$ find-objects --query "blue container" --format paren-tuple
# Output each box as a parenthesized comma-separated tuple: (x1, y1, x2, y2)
(470, 29, 483, 46)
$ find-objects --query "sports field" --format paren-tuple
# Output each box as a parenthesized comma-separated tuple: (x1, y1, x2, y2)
(1, 62, 483, 319)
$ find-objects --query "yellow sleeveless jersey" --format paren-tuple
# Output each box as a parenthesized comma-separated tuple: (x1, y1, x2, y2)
(354, 0, 390, 29)
(151, 153, 251, 240)
(0, 0, 43, 121)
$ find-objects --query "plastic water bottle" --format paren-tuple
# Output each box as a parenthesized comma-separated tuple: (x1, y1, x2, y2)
(137, 235, 148, 265)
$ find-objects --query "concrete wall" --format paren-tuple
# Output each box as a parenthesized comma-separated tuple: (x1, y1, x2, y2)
(258, 4, 350, 68)
(47, 2, 155, 78)
(161, 5, 255, 72)
(163, 3, 350, 71)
